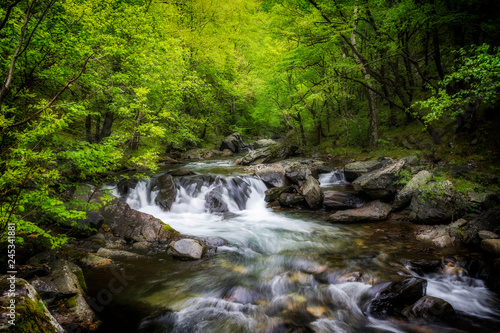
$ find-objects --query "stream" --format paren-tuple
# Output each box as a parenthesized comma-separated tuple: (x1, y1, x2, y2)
(88, 159, 500, 333)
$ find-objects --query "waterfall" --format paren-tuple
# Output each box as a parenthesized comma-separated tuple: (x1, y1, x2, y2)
(318, 170, 349, 186)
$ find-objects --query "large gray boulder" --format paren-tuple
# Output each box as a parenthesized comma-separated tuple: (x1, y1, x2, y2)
(256, 164, 288, 187)
(301, 175, 323, 209)
(168, 239, 206, 260)
(352, 159, 406, 200)
(323, 191, 365, 210)
(155, 173, 177, 210)
(327, 200, 392, 223)
(0, 276, 64, 333)
(101, 199, 175, 243)
(344, 160, 384, 182)
(220, 132, 246, 153)
(235, 144, 298, 165)
(393, 170, 432, 210)
(285, 163, 318, 186)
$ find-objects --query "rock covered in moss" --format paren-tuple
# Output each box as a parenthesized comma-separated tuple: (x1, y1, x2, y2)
(393, 170, 432, 210)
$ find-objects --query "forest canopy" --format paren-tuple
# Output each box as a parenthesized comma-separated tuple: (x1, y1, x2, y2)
(1, 0, 499, 247)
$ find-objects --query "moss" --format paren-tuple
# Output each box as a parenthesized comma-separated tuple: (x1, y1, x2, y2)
(8, 297, 57, 333)
(72, 269, 87, 293)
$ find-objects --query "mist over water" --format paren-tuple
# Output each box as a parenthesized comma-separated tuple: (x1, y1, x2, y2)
(105, 162, 500, 332)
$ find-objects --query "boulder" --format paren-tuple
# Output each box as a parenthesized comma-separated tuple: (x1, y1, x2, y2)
(116, 178, 140, 196)
(301, 175, 323, 209)
(408, 180, 469, 225)
(462, 209, 500, 247)
(256, 164, 288, 187)
(155, 173, 177, 210)
(478, 230, 499, 240)
(352, 159, 406, 200)
(167, 167, 195, 177)
(366, 277, 427, 318)
(481, 239, 500, 256)
(0, 276, 64, 333)
(265, 186, 295, 203)
(323, 191, 365, 210)
(37, 260, 85, 296)
(393, 170, 432, 210)
(326, 200, 392, 223)
(415, 225, 462, 248)
(168, 239, 206, 260)
(183, 148, 216, 160)
(285, 163, 318, 186)
(101, 199, 176, 243)
(235, 144, 298, 165)
(279, 193, 306, 207)
(253, 139, 276, 149)
(402, 296, 454, 320)
(96, 248, 143, 259)
(204, 186, 229, 213)
(220, 132, 246, 153)
(344, 160, 384, 182)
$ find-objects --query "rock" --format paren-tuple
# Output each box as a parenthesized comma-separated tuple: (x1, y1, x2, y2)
(220, 149, 233, 157)
(182, 148, 217, 160)
(408, 180, 468, 225)
(155, 173, 177, 210)
(167, 167, 195, 177)
(367, 277, 427, 318)
(0, 276, 64, 333)
(344, 160, 384, 182)
(301, 175, 323, 209)
(30, 278, 59, 304)
(402, 259, 442, 275)
(97, 248, 143, 259)
(279, 193, 306, 207)
(117, 178, 140, 196)
(50, 294, 97, 331)
(479, 230, 499, 240)
(168, 239, 206, 260)
(463, 209, 500, 247)
(256, 164, 288, 187)
(132, 241, 153, 251)
(285, 163, 318, 186)
(323, 191, 365, 210)
(415, 226, 462, 248)
(326, 200, 392, 223)
(393, 170, 432, 210)
(253, 139, 276, 149)
(204, 186, 229, 213)
(481, 239, 500, 256)
(352, 159, 406, 200)
(235, 144, 298, 165)
(402, 296, 454, 320)
(265, 186, 295, 203)
(38, 260, 85, 296)
(77, 254, 112, 268)
(101, 198, 176, 243)
(220, 132, 246, 153)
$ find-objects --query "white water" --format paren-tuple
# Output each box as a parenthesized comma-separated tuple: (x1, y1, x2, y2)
(318, 170, 349, 186)
(113, 164, 500, 332)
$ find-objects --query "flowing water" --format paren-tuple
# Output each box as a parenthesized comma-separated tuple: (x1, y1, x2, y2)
(90, 159, 500, 333)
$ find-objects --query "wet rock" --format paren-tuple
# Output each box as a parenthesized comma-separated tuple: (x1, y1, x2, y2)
(323, 191, 365, 210)
(50, 294, 97, 331)
(344, 160, 384, 182)
(97, 248, 143, 259)
(367, 277, 427, 318)
(479, 230, 499, 240)
(301, 175, 323, 210)
(220, 132, 247, 153)
(155, 173, 177, 211)
(117, 178, 140, 196)
(463, 209, 500, 247)
(279, 193, 306, 207)
(205, 186, 229, 213)
(265, 186, 295, 203)
(203, 237, 228, 247)
(37, 260, 85, 296)
(402, 296, 454, 320)
(402, 259, 442, 275)
(0, 276, 64, 333)
(440, 262, 467, 276)
(481, 239, 500, 256)
(326, 200, 392, 223)
(168, 239, 206, 260)
(132, 241, 153, 251)
(257, 164, 288, 187)
(254, 138, 276, 149)
(285, 163, 318, 186)
(393, 170, 432, 210)
(77, 254, 112, 268)
(235, 144, 298, 165)
(352, 159, 406, 200)
(415, 226, 462, 248)
(167, 167, 195, 177)
(30, 278, 59, 304)
(101, 198, 176, 243)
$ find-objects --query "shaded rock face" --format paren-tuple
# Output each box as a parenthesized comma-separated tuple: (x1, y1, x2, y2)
(0, 276, 64, 333)
(402, 296, 455, 320)
(366, 277, 427, 318)
(482, 239, 500, 256)
(323, 191, 365, 210)
(155, 173, 177, 211)
(235, 144, 298, 165)
(326, 200, 392, 223)
(220, 132, 246, 153)
(463, 209, 500, 247)
(415, 225, 462, 248)
(301, 175, 323, 209)
(253, 139, 276, 149)
(101, 199, 173, 243)
(285, 163, 318, 186)
(256, 164, 288, 187)
(168, 239, 206, 260)
(264, 186, 295, 203)
(344, 160, 384, 182)
(352, 159, 405, 200)
(279, 193, 306, 207)
(205, 186, 229, 213)
(393, 170, 432, 210)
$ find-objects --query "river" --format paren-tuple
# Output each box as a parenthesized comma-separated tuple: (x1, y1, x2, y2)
(88, 159, 500, 333)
